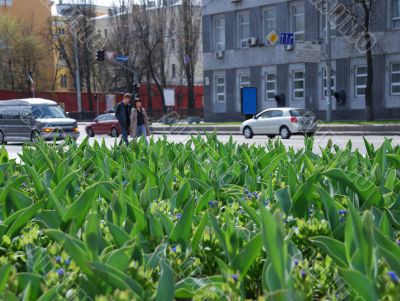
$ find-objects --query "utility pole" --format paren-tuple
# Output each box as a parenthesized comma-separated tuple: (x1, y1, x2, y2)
(74, 33, 82, 118)
(325, 0, 333, 122)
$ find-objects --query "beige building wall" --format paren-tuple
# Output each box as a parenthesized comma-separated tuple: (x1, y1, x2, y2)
(0, 0, 55, 91)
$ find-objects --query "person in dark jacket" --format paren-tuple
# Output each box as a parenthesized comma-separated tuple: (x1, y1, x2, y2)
(115, 93, 132, 145)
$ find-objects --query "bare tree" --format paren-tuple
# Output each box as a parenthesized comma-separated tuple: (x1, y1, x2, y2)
(101, 1, 141, 93)
(132, 0, 170, 111)
(51, 0, 97, 110)
(173, 0, 201, 115)
(0, 15, 44, 92)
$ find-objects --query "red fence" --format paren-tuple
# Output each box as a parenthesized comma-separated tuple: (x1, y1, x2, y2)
(0, 85, 204, 120)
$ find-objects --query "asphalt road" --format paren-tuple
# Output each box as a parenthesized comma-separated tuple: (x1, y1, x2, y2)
(3, 129, 400, 161)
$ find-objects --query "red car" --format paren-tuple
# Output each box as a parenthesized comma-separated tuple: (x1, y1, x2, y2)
(85, 113, 122, 137)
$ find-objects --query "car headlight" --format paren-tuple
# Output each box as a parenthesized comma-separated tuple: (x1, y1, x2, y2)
(42, 128, 52, 133)
(73, 127, 79, 133)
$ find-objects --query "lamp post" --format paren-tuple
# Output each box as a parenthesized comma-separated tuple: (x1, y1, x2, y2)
(326, 0, 333, 122)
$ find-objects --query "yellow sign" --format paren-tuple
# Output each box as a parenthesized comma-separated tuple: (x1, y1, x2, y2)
(267, 31, 279, 45)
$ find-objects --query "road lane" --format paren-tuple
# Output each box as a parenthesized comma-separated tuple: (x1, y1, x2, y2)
(4, 133, 400, 161)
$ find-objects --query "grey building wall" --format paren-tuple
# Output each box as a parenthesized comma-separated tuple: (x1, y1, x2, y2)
(203, 0, 400, 121)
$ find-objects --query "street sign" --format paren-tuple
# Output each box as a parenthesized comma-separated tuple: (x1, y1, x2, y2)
(295, 42, 322, 63)
(267, 31, 279, 45)
(116, 55, 129, 62)
(279, 32, 294, 45)
(164, 88, 175, 107)
(105, 51, 116, 60)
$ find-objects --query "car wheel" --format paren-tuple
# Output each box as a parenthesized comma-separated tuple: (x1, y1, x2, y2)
(243, 126, 254, 139)
(267, 135, 276, 139)
(31, 130, 40, 143)
(0, 130, 6, 145)
(86, 127, 95, 137)
(111, 127, 119, 137)
(279, 126, 291, 139)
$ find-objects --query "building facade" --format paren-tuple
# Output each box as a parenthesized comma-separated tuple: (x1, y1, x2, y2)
(0, 0, 54, 91)
(202, 0, 400, 121)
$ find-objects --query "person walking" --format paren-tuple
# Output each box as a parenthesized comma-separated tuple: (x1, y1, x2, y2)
(115, 93, 132, 145)
(130, 98, 150, 144)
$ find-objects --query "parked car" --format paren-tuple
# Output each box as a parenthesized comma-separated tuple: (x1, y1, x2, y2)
(0, 98, 79, 144)
(240, 108, 318, 139)
(85, 113, 121, 137)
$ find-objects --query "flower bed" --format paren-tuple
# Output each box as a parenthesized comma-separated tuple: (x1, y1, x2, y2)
(0, 135, 399, 300)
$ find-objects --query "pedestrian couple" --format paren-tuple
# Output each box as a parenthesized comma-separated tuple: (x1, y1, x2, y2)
(115, 93, 150, 145)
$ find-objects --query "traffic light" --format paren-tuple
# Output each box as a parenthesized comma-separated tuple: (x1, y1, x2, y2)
(96, 50, 105, 61)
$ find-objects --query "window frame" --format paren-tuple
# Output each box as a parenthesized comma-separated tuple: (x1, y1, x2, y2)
(293, 70, 305, 100)
(215, 76, 226, 103)
(214, 15, 226, 51)
(292, 3, 305, 42)
(263, 6, 277, 44)
(322, 68, 336, 98)
(265, 72, 277, 101)
(60, 75, 68, 88)
(392, 0, 400, 29)
(355, 65, 367, 97)
(390, 62, 400, 95)
(237, 11, 250, 49)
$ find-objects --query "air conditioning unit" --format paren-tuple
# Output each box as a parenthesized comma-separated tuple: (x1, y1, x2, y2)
(284, 44, 294, 51)
(247, 37, 259, 47)
(215, 50, 225, 59)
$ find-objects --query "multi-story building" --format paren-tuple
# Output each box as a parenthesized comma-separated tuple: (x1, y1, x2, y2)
(202, 0, 400, 121)
(0, 0, 54, 91)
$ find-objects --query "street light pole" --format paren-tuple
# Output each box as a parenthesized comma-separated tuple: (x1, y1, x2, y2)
(74, 33, 82, 118)
(326, 0, 333, 122)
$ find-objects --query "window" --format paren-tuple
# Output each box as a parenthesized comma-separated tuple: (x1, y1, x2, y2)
(322, 68, 335, 97)
(393, 0, 400, 28)
(258, 110, 272, 119)
(171, 38, 175, 49)
(172, 64, 176, 78)
(320, 13, 336, 38)
(265, 73, 276, 101)
(59, 58, 67, 66)
(263, 7, 277, 43)
(391, 62, 400, 95)
(239, 74, 250, 89)
(270, 110, 283, 117)
(238, 12, 250, 48)
(215, 76, 225, 102)
(57, 28, 65, 35)
(104, 29, 108, 38)
(292, 4, 305, 41)
(60, 75, 68, 88)
(0, 0, 13, 6)
(214, 16, 225, 51)
(355, 66, 367, 97)
(293, 71, 305, 99)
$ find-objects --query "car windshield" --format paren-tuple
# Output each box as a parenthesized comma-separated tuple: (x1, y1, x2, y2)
(32, 105, 66, 119)
(290, 109, 313, 117)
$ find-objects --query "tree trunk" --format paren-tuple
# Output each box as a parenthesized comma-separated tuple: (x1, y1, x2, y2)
(146, 71, 153, 114)
(186, 69, 195, 116)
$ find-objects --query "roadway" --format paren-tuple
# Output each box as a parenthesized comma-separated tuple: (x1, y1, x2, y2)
(3, 125, 399, 161)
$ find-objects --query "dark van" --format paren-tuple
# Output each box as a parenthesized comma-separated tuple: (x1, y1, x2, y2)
(0, 98, 80, 144)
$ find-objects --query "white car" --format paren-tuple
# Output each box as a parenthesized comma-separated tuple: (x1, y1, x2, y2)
(240, 108, 318, 139)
